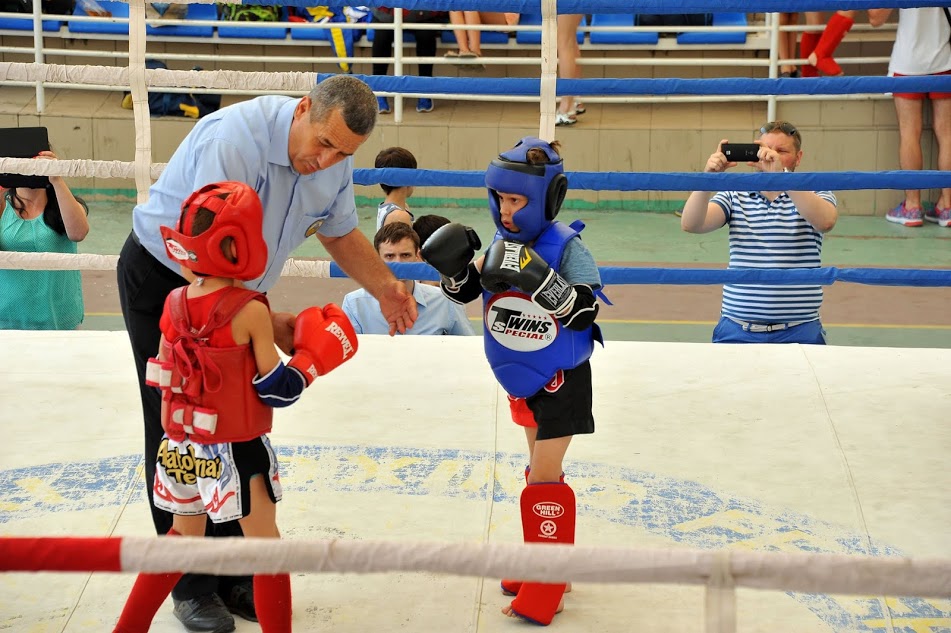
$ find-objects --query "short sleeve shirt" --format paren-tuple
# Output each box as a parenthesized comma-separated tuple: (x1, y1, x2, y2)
(133, 95, 359, 292)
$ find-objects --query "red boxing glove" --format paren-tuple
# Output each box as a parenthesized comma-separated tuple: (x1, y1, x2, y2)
(287, 304, 358, 384)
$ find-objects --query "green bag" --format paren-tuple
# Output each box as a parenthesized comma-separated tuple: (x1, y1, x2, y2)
(218, 4, 280, 21)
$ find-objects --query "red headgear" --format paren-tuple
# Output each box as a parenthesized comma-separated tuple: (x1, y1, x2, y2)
(160, 181, 268, 281)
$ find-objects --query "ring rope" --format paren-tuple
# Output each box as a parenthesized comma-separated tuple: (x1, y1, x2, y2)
(1, 536, 949, 599)
(2, 253, 949, 290)
(5, 64, 951, 97)
(3, 157, 949, 192)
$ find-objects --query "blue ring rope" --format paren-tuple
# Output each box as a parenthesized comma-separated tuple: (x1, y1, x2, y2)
(342, 75, 951, 98)
(309, 1, 951, 13)
(333, 264, 951, 287)
(359, 169, 951, 192)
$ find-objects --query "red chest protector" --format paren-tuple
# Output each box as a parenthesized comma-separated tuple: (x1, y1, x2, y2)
(147, 286, 272, 444)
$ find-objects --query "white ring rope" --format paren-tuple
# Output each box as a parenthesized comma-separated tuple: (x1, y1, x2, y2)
(5, 536, 950, 598)
(0, 62, 320, 93)
(0, 251, 332, 278)
(0, 157, 166, 180)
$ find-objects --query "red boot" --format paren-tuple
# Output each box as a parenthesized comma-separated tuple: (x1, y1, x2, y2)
(812, 12, 854, 76)
(800, 31, 820, 78)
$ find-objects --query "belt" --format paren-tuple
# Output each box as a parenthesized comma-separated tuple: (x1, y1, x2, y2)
(724, 316, 816, 333)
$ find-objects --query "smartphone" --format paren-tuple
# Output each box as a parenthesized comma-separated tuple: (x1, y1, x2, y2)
(0, 126, 51, 189)
(721, 143, 760, 163)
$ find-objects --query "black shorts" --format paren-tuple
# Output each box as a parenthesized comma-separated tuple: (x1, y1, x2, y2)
(526, 361, 595, 441)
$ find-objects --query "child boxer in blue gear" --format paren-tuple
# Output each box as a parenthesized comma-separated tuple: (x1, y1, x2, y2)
(422, 137, 604, 625)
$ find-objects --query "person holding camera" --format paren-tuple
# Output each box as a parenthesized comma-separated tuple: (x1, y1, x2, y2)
(680, 121, 838, 344)
(0, 149, 89, 330)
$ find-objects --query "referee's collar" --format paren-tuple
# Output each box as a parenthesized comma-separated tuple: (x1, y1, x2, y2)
(267, 98, 298, 169)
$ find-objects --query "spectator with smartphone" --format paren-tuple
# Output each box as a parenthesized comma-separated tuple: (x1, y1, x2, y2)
(0, 149, 89, 330)
(680, 121, 838, 344)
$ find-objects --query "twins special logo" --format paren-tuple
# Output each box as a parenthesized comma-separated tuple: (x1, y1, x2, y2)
(484, 293, 557, 352)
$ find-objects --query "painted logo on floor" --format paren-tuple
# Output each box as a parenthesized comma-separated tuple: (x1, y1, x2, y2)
(0, 445, 948, 632)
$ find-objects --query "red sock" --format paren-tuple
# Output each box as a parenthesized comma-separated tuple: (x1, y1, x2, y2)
(254, 574, 292, 632)
(813, 12, 853, 75)
(800, 32, 820, 77)
(113, 530, 183, 633)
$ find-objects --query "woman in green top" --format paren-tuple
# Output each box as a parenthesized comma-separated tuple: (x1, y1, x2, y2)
(0, 150, 89, 330)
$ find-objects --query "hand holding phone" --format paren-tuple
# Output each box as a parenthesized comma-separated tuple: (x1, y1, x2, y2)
(720, 143, 761, 163)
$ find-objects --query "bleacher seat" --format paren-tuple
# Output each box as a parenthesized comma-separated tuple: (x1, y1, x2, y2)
(291, 19, 363, 42)
(677, 13, 747, 45)
(516, 13, 586, 45)
(146, 4, 216, 38)
(218, 7, 287, 39)
(68, 1, 128, 34)
(366, 27, 417, 43)
(589, 14, 658, 45)
(0, 15, 62, 31)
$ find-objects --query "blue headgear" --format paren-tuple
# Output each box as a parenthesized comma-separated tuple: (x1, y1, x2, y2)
(485, 137, 568, 242)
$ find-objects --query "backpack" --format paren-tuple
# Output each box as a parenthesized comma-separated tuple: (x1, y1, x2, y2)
(122, 60, 222, 119)
(218, 3, 281, 21)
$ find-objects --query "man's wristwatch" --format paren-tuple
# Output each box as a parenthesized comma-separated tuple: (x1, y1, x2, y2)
(782, 167, 790, 173)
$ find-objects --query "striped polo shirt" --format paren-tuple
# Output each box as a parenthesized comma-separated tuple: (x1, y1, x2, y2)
(712, 189, 837, 323)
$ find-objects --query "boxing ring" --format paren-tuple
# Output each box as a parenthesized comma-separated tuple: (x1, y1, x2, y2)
(2, 0, 951, 631)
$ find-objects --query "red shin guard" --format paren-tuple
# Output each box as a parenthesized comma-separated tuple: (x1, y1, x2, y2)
(799, 32, 820, 77)
(112, 529, 183, 633)
(501, 470, 567, 596)
(254, 574, 292, 632)
(813, 13, 853, 75)
(509, 483, 576, 626)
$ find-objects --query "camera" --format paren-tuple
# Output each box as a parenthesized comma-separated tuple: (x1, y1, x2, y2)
(0, 126, 51, 189)
(721, 143, 760, 163)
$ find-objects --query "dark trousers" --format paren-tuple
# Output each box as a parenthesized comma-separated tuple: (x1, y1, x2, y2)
(371, 25, 438, 78)
(116, 232, 251, 600)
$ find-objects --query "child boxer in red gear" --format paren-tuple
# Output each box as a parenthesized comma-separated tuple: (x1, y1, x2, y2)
(422, 138, 604, 625)
(113, 181, 358, 633)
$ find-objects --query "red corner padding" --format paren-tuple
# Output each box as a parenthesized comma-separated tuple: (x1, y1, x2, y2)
(510, 482, 576, 625)
(0, 536, 123, 572)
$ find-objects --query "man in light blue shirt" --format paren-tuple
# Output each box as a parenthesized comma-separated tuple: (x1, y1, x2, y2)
(115, 75, 418, 630)
(343, 223, 474, 336)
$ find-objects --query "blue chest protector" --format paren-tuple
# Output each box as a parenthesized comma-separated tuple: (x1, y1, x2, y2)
(482, 220, 602, 398)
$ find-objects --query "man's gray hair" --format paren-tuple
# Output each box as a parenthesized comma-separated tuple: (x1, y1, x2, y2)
(308, 75, 377, 136)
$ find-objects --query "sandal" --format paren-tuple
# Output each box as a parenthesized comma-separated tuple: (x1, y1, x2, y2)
(573, 102, 586, 115)
(458, 52, 485, 71)
(555, 112, 577, 127)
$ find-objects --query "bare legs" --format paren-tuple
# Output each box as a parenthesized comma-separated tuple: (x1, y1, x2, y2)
(932, 98, 951, 210)
(449, 11, 510, 56)
(557, 13, 583, 124)
(778, 13, 800, 76)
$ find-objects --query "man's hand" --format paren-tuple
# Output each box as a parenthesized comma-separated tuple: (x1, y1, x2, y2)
(754, 141, 784, 172)
(705, 139, 736, 173)
(271, 311, 296, 355)
(378, 281, 417, 335)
